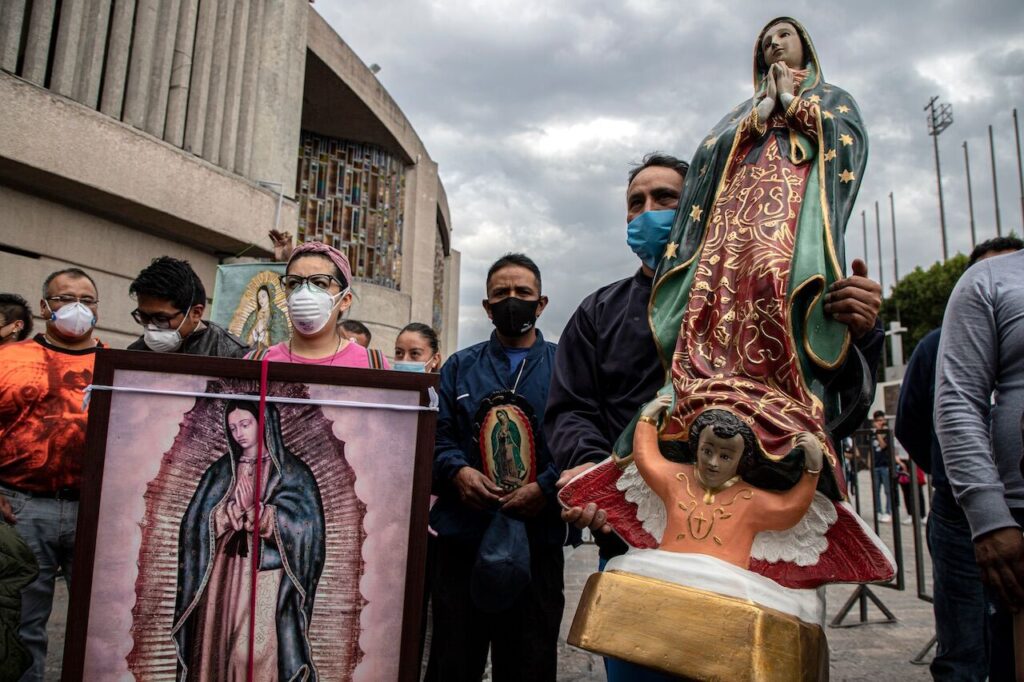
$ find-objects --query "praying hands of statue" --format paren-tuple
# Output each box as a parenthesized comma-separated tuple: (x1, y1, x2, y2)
(824, 259, 882, 338)
(771, 62, 796, 98)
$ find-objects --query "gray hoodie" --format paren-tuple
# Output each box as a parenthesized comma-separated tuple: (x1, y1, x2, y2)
(935, 249, 1024, 539)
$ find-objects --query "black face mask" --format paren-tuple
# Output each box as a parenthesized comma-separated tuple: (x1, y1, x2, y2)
(489, 297, 539, 337)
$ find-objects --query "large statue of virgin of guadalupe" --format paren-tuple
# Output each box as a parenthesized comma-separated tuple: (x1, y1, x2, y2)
(617, 17, 869, 493)
(560, 20, 890, 677)
(171, 400, 325, 681)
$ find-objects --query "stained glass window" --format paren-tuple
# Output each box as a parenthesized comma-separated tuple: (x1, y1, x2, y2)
(296, 132, 406, 290)
(433, 225, 446, 335)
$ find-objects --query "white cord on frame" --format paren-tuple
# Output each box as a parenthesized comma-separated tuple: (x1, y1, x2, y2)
(84, 384, 439, 412)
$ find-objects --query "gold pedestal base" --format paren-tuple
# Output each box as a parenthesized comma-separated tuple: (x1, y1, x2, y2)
(568, 570, 828, 681)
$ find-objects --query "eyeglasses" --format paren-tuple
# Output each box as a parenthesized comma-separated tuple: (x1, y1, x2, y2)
(131, 308, 183, 329)
(279, 274, 344, 293)
(46, 295, 99, 308)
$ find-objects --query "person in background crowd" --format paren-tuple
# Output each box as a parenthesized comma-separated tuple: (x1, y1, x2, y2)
(0, 268, 103, 680)
(0, 294, 33, 346)
(427, 253, 565, 681)
(394, 322, 442, 373)
(899, 235, 1024, 680)
(0, 520, 38, 681)
(842, 436, 859, 500)
(549, 154, 691, 624)
(936, 244, 1024, 681)
(870, 411, 894, 522)
(341, 319, 372, 349)
(895, 455, 927, 524)
(393, 322, 443, 667)
(249, 242, 388, 369)
(127, 256, 249, 358)
(547, 151, 884, 681)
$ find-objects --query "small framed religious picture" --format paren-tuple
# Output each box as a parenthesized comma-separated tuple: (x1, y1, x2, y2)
(209, 262, 291, 354)
(61, 350, 437, 682)
(474, 391, 538, 492)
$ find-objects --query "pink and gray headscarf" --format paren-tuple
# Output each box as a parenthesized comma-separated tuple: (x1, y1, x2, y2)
(287, 241, 352, 288)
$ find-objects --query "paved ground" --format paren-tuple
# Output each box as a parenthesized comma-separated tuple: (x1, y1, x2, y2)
(44, 471, 934, 680)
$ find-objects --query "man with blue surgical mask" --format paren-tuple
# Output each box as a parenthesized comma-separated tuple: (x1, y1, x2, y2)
(0, 267, 104, 680)
(546, 152, 886, 681)
(547, 151, 690, 590)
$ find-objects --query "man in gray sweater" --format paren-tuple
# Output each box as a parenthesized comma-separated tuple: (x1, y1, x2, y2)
(935, 248, 1024, 680)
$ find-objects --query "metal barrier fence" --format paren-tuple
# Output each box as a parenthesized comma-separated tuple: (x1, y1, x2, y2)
(834, 426, 936, 664)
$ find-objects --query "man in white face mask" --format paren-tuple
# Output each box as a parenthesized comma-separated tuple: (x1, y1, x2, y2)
(127, 256, 249, 358)
(0, 267, 104, 680)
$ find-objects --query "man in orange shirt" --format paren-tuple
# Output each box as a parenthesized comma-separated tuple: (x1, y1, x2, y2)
(0, 267, 103, 680)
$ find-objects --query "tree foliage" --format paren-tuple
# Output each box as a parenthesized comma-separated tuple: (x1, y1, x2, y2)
(880, 254, 968, 360)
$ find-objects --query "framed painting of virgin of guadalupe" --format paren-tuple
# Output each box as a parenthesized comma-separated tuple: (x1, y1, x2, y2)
(61, 350, 437, 682)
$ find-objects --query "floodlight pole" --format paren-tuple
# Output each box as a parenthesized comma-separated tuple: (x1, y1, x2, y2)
(989, 125, 1002, 237)
(964, 141, 977, 249)
(875, 200, 885, 295)
(925, 96, 953, 260)
(889, 192, 899, 283)
(1014, 108, 1024, 232)
(862, 210, 869, 269)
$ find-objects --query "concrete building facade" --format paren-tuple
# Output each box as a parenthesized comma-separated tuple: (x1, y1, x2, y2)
(0, 0, 458, 355)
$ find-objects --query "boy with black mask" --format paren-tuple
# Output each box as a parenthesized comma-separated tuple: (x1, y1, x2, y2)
(426, 253, 567, 682)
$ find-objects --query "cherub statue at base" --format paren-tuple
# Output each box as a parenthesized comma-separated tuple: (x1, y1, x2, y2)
(633, 396, 822, 568)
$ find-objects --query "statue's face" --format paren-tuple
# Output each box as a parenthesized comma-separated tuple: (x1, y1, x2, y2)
(761, 22, 803, 70)
(696, 426, 744, 488)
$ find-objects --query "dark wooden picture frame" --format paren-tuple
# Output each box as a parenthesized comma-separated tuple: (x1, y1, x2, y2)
(61, 349, 437, 681)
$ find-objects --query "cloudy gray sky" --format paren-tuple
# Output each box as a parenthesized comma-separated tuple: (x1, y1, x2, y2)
(318, 0, 1024, 348)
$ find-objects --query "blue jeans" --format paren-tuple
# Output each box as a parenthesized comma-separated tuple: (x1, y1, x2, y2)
(927, 486, 988, 681)
(1, 486, 78, 682)
(597, 556, 676, 682)
(872, 466, 892, 515)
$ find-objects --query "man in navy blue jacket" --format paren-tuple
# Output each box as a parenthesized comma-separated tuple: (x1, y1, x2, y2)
(427, 253, 566, 682)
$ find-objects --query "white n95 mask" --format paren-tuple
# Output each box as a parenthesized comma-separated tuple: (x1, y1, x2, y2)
(49, 302, 96, 338)
(287, 284, 346, 335)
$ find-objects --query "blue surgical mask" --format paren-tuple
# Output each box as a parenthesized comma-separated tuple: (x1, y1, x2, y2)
(626, 209, 675, 270)
(393, 360, 427, 373)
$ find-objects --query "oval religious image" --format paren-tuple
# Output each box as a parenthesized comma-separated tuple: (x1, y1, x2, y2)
(477, 403, 537, 491)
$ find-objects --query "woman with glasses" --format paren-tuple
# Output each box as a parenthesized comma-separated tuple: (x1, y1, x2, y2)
(248, 242, 388, 368)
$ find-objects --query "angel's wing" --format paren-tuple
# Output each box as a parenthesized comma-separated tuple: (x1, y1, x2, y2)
(616, 462, 667, 543)
(556, 457, 658, 549)
(750, 492, 837, 566)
